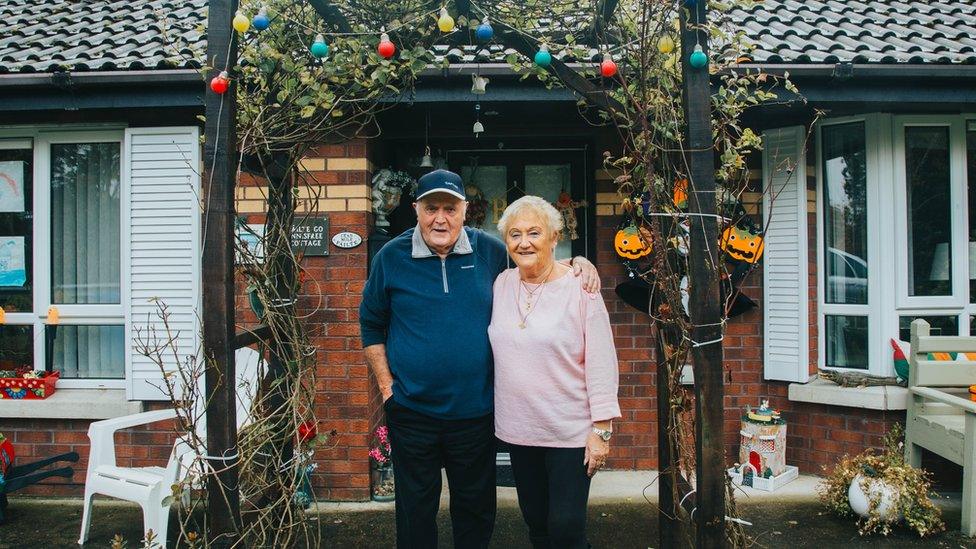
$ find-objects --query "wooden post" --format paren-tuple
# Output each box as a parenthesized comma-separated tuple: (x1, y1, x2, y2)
(680, 1, 726, 547)
(202, 0, 240, 542)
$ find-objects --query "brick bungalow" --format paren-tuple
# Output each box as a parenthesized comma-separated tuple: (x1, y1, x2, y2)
(1, 0, 975, 501)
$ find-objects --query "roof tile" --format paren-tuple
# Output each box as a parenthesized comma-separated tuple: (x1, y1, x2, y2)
(0, 0, 207, 73)
(3, 0, 976, 73)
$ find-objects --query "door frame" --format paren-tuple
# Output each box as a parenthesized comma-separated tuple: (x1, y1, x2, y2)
(445, 147, 594, 259)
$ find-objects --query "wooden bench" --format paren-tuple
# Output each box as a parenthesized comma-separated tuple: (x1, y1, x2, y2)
(905, 319, 976, 536)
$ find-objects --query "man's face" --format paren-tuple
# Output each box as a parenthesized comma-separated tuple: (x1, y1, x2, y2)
(415, 194, 467, 255)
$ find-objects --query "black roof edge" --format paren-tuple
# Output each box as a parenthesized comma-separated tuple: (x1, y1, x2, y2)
(422, 62, 976, 81)
(730, 63, 976, 79)
(0, 69, 202, 89)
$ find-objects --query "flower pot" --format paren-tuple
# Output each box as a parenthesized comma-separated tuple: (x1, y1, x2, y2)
(848, 473, 901, 521)
(371, 465, 395, 502)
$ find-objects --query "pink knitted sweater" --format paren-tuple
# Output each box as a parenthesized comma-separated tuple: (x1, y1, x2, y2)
(488, 268, 621, 448)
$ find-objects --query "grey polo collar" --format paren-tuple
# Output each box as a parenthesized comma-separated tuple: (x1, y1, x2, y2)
(411, 225, 473, 258)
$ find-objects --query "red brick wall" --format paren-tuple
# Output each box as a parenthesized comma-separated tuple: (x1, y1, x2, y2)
(590, 138, 899, 476)
(0, 403, 175, 496)
(5, 134, 903, 501)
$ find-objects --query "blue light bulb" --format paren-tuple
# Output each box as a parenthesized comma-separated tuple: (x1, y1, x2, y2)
(476, 17, 494, 42)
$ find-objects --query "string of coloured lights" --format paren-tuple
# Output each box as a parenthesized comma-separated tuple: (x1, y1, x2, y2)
(209, 1, 710, 95)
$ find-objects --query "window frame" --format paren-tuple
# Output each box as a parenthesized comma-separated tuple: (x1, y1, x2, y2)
(0, 127, 126, 389)
(816, 113, 976, 377)
(892, 116, 967, 309)
(816, 114, 885, 375)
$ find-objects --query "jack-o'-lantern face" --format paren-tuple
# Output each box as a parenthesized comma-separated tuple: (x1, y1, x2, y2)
(720, 225, 764, 263)
(615, 225, 653, 260)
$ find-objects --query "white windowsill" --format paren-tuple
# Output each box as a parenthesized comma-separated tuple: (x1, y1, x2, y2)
(0, 388, 143, 419)
(788, 378, 908, 411)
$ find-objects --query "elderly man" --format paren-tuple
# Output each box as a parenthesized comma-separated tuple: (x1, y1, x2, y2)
(359, 169, 598, 548)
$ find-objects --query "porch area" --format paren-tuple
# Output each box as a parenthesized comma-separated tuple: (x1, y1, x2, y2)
(3, 471, 971, 548)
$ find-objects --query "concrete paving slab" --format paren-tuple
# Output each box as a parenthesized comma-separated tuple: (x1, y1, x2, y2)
(312, 469, 825, 513)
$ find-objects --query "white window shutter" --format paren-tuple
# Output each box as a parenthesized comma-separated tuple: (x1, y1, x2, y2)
(124, 127, 201, 400)
(762, 126, 810, 382)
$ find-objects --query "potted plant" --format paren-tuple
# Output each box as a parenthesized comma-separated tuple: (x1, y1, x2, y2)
(818, 423, 944, 537)
(0, 368, 59, 399)
(369, 425, 394, 502)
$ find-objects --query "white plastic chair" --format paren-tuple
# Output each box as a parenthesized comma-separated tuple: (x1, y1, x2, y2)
(78, 347, 263, 546)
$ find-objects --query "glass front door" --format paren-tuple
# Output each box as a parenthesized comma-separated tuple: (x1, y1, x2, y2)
(449, 150, 588, 260)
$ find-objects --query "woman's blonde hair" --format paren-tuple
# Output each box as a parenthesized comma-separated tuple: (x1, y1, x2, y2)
(496, 195, 564, 237)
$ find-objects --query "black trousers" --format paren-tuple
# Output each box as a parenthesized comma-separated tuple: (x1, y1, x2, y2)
(385, 398, 496, 549)
(508, 444, 592, 549)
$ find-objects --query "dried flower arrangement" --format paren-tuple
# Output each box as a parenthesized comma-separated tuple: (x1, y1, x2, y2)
(817, 423, 944, 537)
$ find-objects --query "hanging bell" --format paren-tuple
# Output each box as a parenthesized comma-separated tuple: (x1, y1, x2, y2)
(420, 146, 434, 168)
(473, 120, 485, 137)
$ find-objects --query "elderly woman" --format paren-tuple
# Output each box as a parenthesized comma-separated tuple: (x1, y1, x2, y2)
(488, 195, 621, 549)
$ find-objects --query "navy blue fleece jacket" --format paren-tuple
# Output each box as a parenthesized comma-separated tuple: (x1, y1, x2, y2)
(359, 227, 508, 419)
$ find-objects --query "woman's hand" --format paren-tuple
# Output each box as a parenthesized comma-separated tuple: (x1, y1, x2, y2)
(570, 256, 601, 293)
(583, 431, 610, 477)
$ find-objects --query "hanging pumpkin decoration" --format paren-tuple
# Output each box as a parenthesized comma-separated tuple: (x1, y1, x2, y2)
(673, 177, 688, 209)
(614, 225, 653, 260)
(554, 190, 587, 240)
(720, 224, 764, 263)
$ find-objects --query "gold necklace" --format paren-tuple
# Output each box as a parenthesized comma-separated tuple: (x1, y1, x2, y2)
(515, 263, 555, 329)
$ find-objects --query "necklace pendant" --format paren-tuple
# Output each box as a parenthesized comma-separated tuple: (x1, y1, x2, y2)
(518, 322, 525, 329)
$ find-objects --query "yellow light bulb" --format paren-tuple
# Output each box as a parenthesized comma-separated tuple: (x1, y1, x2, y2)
(233, 11, 250, 34)
(658, 35, 675, 54)
(437, 7, 455, 32)
(47, 306, 59, 325)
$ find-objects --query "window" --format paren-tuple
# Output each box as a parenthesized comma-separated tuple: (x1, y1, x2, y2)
(817, 115, 976, 376)
(0, 132, 125, 387)
(819, 121, 870, 370)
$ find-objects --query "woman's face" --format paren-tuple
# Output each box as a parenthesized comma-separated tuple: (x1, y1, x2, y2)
(504, 212, 558, 273)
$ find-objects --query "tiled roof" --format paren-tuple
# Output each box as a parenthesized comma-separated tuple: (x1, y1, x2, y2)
(0, 0, 207, 73)
(2, 1, 976, 74)
(730, 0, 976, 64)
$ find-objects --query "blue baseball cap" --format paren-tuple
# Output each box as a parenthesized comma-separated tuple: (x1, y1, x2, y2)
(415, 169, 466, 201)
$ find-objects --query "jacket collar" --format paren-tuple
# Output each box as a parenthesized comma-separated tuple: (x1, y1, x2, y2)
(411, 226, 473, 258)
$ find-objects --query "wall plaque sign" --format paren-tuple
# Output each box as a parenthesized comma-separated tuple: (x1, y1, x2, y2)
(331, 231, 363, 249)
(291, 216, 329, 256)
